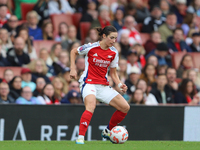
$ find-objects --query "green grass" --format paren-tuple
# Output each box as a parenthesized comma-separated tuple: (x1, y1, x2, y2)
(0, 141, 200, 150)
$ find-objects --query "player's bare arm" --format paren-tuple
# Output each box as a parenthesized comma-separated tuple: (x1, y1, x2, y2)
(110, 68, 127, 93)
(70, 48, 79, 80)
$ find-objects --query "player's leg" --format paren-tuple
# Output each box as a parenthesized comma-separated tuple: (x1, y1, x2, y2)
(107, 94, 130, 130)
(76, 83, 97, 144)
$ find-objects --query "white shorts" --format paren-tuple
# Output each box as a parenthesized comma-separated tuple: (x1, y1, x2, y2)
(80, 82, 119, 104)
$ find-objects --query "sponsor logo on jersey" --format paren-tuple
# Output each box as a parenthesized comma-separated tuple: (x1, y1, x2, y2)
(107, 55, 112, 58)
(93, 58, 110, 64)
(93, 53, 98, 56)
(79, 46, 84, 51)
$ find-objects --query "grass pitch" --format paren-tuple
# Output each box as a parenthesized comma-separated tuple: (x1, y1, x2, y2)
(0, 141, 200, 150)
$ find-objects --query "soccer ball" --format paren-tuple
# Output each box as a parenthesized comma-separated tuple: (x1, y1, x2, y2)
(110, 126, 128, 144)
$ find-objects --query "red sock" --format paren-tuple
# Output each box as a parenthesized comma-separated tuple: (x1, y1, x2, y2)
(108, 110, 127, 130)
(79, 110, 93, 136)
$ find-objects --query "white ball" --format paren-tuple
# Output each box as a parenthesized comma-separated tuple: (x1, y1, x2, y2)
(110, 126, 129, 144)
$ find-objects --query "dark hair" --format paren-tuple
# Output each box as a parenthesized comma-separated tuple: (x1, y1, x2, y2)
(165, 67, 176, 74)
(173, 27, 184, 34)
(96, 26, 117, 37)
(178, 78, 196, 97)
(9, 76, 22, 88)
(41, 83, 57, 103)
(0, 4, 7, 8)
(130, 88, 145, 104)
(166, 12, 176, 17)
(142, 63, 156, 77)
(58, 22, 68, 36)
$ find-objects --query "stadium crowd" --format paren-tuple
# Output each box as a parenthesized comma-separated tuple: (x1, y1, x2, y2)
(0, 0, 200, 105)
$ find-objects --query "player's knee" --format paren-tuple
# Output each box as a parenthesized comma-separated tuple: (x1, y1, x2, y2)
(120, 103, 130, 113)
(86, 103, 96, 113)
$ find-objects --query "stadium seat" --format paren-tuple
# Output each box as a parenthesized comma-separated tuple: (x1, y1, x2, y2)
(72, 13, 82, 30)
(140, 33, 150, 45)
(190, 52, 200, 69)
(0, 67, 22, 79)
(21, 3, 35, 20)
(171, 52, 186, 69)
(33, 40, 58, 57)
(50, 14, 73, 36)
(80, 22, 91, 44)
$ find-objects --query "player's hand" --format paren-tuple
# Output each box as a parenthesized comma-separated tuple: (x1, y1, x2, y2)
(70, 69, 77, 80)
(119, 83, 128, 93)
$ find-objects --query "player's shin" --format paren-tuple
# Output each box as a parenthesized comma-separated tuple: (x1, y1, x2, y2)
(78, 110, 93, 139)
(107, 110, 127, 130)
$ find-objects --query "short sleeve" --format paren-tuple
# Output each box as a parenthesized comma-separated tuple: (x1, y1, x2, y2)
(110, 52, 119, 68)
(77, 43, 92, 55)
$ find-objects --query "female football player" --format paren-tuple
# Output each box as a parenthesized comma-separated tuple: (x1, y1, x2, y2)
(70, 25, 130, 144)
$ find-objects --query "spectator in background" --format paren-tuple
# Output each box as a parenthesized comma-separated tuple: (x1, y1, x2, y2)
(75, 56, 85, 76)
(91, 5, 111, 29)
(61, 89, 80, 104)
(142, 5, 166, 33)
(151, 74, 174, 104)
(174, 78, 200, 104)
(17, 28, 38, 59)
(52, 76, 68, 101)
(48, 0, 75, 15)
(132, 43, 146, 68)
(27, 59, 51, 83)
(2, 15, 18, 41)
(118, 58, 128, 84)
(33, 0, 50, 27)
(112, 7, 124, 31)
(126, 50, 141, 75)
(131, 0, 150, 23)
(0, 28, 13, 57)
(190, 32, 200, 52)
(55, 22, 68, 42)
(146, 55, 158, 68)
(187, 0, 200, 17)
(140, 63, 156, 85)
(181, 13, 199, 36)
(14, 0, 38, 19)
(3, 69, 14, 83)
(118, 15, 142, 45)
(177, 54, 195, 78)
(157, 64, 168, 75)
(146, 42, 171, 66)
(158, 12, 177, 43)
(61, 25, 80, 51)
(33, 77, 46, 97)
(0, 40, 9, 66)
(9, 76, 22, 100)
(80, 1, 98, 23)
(60, 67, 71, 84)
(160, 0, 171, 17)
(166, 67, 179, 91)
(53, 51, 69, 75)
(37, 83, 60, 104)
(187, 69, 200, 92)
(125, 66, 141, 95)
(129, 88, 145, 104)
(26, 11, 43, 40)
(39, 48, 55, 77)
(50, 43, 62, 62)
(84, 28, 99, 44)
(0, 82, 15, 104)
(42, 21, 53, 40)
(21, 68, 36, 92)
(119, 31, 130, 58)
(167, 28, 192, 52)
(16, 86, 42, 104)
(6, 37, 30, 66)
(68, 80, 80, 92)
(0, 4, 10, 27)
(136, 79, 158, 105)
(172, 0, 187, 24)
(144, 31, 162, 56)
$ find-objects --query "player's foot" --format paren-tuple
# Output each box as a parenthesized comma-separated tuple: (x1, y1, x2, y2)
(75, 138, 84, 144)
(101, 128, 111, 140)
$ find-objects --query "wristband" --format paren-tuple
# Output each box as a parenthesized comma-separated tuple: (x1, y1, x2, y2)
(118, 83, 123, 90)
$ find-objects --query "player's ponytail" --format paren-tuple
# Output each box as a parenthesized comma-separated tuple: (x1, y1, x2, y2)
(96, 26, 117, 38)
